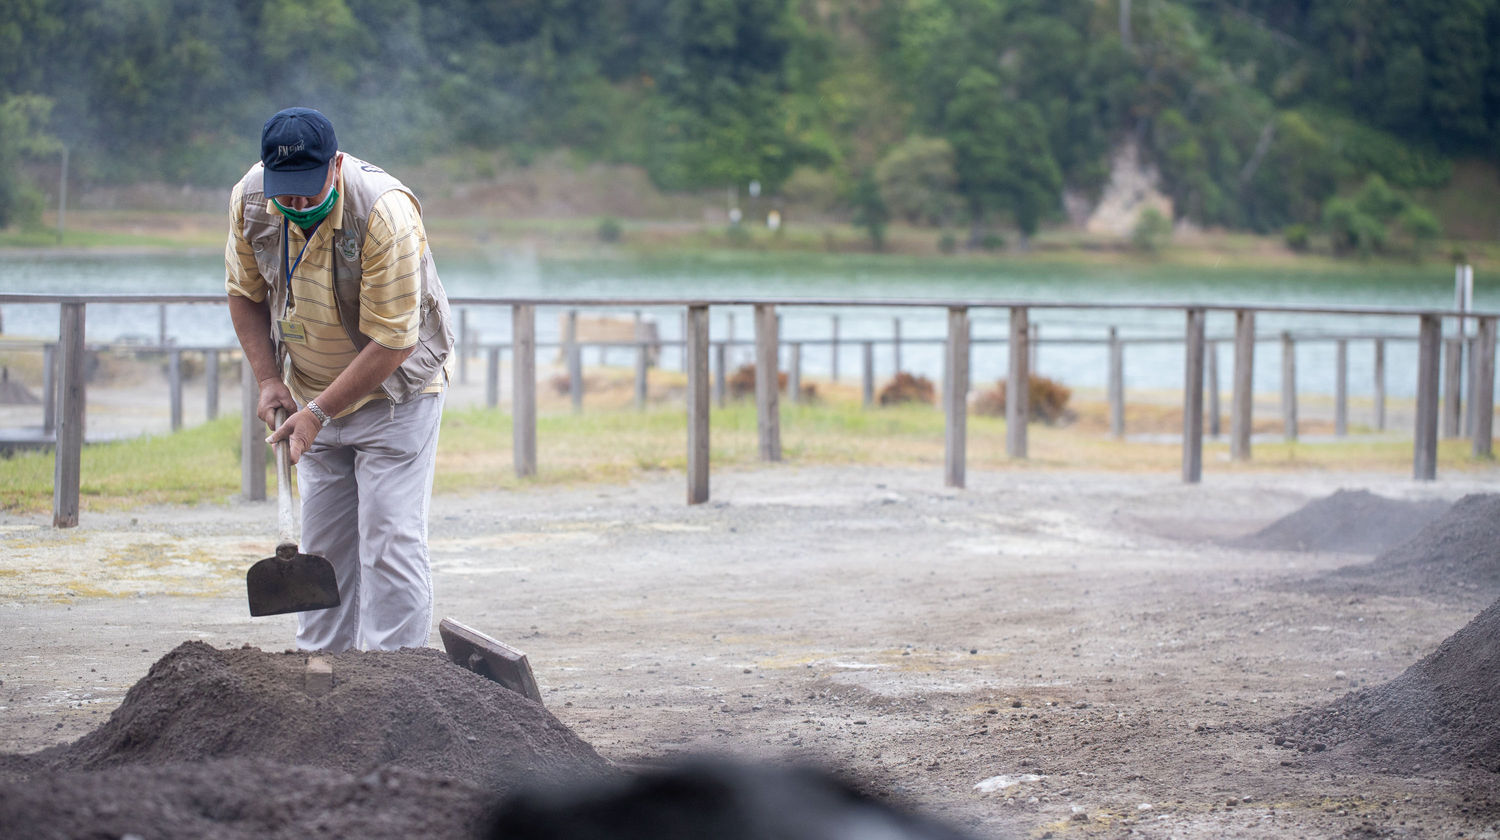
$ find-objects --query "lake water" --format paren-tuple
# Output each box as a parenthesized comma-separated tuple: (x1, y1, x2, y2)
(1, 250, 1491, 399)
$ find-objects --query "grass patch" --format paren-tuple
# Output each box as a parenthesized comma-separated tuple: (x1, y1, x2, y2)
(3, 396, 1495, 515)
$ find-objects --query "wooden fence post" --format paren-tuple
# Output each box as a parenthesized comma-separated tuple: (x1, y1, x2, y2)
(893, 317, 902, 373)
(862, 341, 874, 408)
(566, 309, 582, 413)
(714, 341, 727, 408)
(205, 349, 219, 421)
(754, 303, 781, 461)
(1472, 316, 1495, 458)
(789, 343, 802, 405)
(512, 305, 537, 478)
(1007, 307, 1029, 458)
(53, 303, 85, 527)
(1207, 339, 1220, 438)
(169, 348, 183, 432)
(634, 311, 649, 411)
(1231, 310, 1254, 461)
(1335, 339, 1348, 437)
(830, 315, 840, 382)
(1414, 314, 1442, 480)
(945, 306, 969, 488)
(1281, 331, 1297, 442)
(1108, 327, 1124, 439)
(486, 346, 501, 408)
(42, 343, 57, 434)
(1374, 338, 1386, 432)
(240, 356, 265, 502)
(1182, 308, 1205, 484)
(1443, 337, 1462, 438)
(458, 307, 470, 385)
(687, 304, 710, 504)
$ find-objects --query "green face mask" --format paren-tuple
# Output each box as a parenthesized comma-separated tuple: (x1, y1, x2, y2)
(273, 186, 338, 228)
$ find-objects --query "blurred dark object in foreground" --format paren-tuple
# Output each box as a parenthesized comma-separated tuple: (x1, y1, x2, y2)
(484, 757, 979, 840)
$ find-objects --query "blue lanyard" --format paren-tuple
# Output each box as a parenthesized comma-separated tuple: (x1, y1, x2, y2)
(279, 218, 320, 303)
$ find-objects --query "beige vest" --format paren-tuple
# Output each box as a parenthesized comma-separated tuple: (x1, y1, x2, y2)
(235, 155, 454, 404)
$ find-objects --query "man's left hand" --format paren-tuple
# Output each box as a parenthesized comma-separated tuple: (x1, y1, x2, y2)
(266, 409, 322, 464)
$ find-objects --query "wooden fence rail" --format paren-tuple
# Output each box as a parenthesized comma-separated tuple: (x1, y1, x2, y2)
(2, 294, 1496, 526)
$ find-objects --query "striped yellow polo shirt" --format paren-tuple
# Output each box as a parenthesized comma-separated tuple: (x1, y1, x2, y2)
(225, 163, 439, 416)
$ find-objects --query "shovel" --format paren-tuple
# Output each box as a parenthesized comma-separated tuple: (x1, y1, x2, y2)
(247, 408, 341, 617)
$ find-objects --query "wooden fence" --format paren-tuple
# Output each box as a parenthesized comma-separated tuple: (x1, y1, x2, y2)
(2, 293, 1496, 528)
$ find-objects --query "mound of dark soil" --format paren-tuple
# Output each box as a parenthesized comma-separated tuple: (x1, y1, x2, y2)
(0, 758, 493, 840)
(44, 641, 612, 791)
(1230, 489, 1449, 554)
(1313, 494, 1500, 603)
(1, 642, 617, 839)
(1273, 596, 1500, 776)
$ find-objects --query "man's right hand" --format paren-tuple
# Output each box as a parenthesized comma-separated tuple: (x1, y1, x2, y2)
(256, 378, 298, 429)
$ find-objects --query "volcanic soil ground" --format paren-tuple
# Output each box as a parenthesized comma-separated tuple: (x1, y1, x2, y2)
(3, 466, 1500, 839)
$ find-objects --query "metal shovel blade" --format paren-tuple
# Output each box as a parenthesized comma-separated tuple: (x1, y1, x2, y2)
(439, 618, 543, 704)
(248, 408, 341, 617)
(247, 543, 341, 617)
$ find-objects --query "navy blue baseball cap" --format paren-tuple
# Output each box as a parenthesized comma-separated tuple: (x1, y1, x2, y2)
(260, 107, 338, 198)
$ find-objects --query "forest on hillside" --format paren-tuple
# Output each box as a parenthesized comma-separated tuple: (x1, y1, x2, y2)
(2, 0, 1498, 251)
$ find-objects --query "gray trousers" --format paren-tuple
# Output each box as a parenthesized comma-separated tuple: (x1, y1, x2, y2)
(294, 391, 443, 652)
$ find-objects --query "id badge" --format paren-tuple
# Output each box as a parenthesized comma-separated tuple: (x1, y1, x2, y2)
(278, 319, 307, 344)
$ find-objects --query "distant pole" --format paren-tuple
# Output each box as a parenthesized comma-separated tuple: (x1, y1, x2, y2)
(1230, 310, 1254, 461)
(1334, 339, 1348, 437)
(830, 315, 840, 382)
(1182, 309, 1206, 484)
(1280, 331, 1297, 442)
(1472, 316, 1496, 458)
(1373, 339, 1386, 431)
(512, 305, 537, 478)
(892, 317, 902, 373)
(56, 146, 69, 244)
(1108, 327, 1124, 439)
(1007, 307, 1029, 458)
(240, 357, 265, 502)
(1207, 339, 1220, 438)
(1414, 314, 1442, 480)
(944, 307, 970, 488)
(754, 304, 781, 462)
(686, 305, 711, 504)
(53, 303, 86, 527)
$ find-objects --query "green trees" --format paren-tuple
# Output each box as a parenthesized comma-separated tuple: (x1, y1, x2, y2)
(0, 94, 58, 229)
(0, 0, 1494, 250)
(1322, 175, 1443, 258)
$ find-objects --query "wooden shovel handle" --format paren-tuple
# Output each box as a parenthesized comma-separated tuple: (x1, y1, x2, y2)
(273, 408, 296, 551)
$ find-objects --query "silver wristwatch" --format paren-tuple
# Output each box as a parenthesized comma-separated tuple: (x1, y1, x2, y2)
(306, 401, 332, 427)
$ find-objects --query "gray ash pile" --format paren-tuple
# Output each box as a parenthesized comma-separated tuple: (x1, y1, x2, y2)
(1230, 489, 1449, 554)
(0, 641, 614, 840)
(1273, 596, 1500, 777)
(1312, 493, 1500, 605)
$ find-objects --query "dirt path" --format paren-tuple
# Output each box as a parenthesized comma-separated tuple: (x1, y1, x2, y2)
(3, 465, 1499, 838)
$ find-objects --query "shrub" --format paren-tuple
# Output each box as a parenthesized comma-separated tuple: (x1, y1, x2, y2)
(1283, 223, 1310, 252)
(1397, 205, 1441, 257)
(877, 372, 936, 406)
(1132, 207, 1172, 253)
(979, 232, 1006, 251)
(727, 364, 815, 401)
(597, 217, 622, 242)
(874, 135, 959, 226)
(972, 375, 1073, 425)
(938, 231, 958, 254)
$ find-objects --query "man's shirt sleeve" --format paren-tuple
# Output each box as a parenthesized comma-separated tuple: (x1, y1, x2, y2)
(358, 191, 427, 350)
(225, 180, 269, 303)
